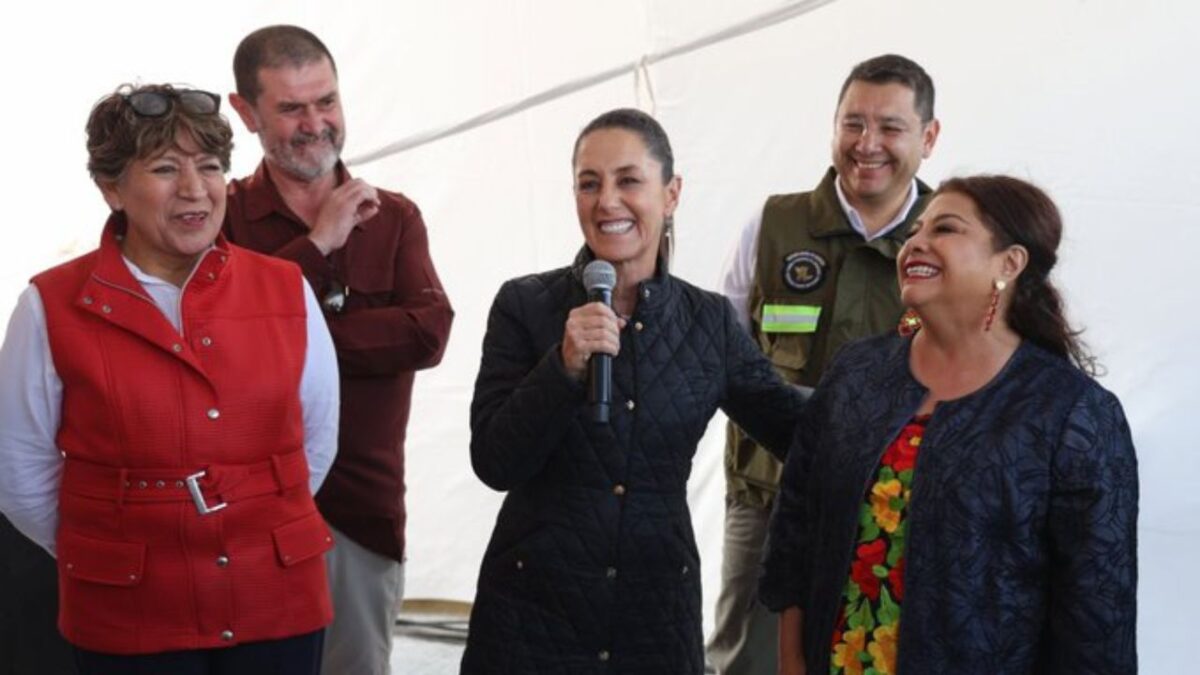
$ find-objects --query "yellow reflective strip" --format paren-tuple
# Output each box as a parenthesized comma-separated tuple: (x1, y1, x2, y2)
(762, 305, 821, 317)
(761, 305, 821, 333)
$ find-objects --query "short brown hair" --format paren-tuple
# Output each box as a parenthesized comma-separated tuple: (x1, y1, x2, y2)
(233, 25, 337, 105)
(86, 83, 233, 183)
(838, 54, 936, 123)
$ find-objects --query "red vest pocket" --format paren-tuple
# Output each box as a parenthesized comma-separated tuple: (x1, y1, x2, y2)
(272, 511, 335, 567)
(57, 530, 146, 586)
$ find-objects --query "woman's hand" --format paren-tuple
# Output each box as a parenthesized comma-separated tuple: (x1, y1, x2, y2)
(778, 606, 807, 675)
(561, 302, 625, 380)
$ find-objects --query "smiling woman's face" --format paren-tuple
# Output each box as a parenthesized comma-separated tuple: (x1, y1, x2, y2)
(897, 191, 1010, 316)
(573, 127, 679, 284)
(99, 132, 226, 284)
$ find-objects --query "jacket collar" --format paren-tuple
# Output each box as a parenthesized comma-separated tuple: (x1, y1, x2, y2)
(237, 160, 354, 223)
(878, 332, 1041, 435)
(570, 245, 675, 317)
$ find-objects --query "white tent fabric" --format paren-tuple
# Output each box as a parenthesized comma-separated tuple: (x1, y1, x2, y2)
(1, 1, 1195, 671)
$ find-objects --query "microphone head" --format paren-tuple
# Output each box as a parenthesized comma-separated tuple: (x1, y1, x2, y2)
(583, 259, 617, 292)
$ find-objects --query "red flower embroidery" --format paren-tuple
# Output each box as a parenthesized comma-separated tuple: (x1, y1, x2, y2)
(888, 557, 905, 601)
(881, 425, 920, 472)
(858, 539, 886, 565)
(832, 418, 928, 674)
(850, 539, 886, 601)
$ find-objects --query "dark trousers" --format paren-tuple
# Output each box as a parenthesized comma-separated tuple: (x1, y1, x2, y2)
(73, 629, 325, 675)
(0, 515, 77, 675)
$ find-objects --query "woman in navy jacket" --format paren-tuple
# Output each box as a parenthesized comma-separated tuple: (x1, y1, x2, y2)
(760, 175, 1138, 674)
(462, 109, 806, 674)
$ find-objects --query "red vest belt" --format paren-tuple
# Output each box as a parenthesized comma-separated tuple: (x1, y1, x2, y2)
(60, 450, 309, 515)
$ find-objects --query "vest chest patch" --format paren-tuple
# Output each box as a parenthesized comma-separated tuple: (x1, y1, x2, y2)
(782, 250, 828, 292)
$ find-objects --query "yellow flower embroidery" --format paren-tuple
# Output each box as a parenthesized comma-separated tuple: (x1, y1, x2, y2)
(870, 479, 903, 533)
(867, 623, 899, 675)
(832, 626, 867, 675)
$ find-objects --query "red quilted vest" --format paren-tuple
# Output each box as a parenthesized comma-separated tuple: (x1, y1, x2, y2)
(33, 217, 333, 654)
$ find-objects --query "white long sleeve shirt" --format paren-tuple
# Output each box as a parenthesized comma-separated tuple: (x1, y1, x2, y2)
(0, 256, 339, 555)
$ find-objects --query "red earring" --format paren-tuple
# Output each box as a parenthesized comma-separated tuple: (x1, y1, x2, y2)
(897, 308, 921, 337)
(984, 279, 1007, 332)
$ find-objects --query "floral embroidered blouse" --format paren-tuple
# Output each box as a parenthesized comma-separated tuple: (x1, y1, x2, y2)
(830, 415, 927, 675)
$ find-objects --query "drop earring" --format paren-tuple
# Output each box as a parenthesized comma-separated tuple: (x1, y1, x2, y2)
(984, 279, 1007, 332)
(897, 308, 921, 337)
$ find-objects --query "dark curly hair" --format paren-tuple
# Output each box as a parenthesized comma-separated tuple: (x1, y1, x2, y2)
(839, 54, 936, 123)
(86, 83, 233, 183)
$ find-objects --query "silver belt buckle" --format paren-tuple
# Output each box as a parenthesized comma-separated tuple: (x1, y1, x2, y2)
(185, 471, 228, 515)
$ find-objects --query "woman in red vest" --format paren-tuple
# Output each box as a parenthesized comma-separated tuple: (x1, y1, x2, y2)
(0, 83, 341, 674)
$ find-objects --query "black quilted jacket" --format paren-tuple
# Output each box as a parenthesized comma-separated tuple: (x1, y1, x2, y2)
(760, 333, 1138, 674)
(461, 251, 806, 674)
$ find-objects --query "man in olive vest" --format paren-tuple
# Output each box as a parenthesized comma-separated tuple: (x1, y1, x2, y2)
(707, 54, 941, 674)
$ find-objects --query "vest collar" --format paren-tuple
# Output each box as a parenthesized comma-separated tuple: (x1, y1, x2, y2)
(91, 211, 234, 296)
(75, 213, 232, 381)
(808, 167, 932, 243)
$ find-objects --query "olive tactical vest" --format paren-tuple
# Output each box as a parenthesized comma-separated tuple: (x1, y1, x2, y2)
(725, 169, 930, 507)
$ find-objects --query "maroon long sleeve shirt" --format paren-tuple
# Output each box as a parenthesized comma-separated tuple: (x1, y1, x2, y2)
(224, 161, 454, 561)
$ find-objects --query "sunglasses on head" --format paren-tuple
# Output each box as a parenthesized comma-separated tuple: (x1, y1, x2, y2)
(122, 89, 221, 117)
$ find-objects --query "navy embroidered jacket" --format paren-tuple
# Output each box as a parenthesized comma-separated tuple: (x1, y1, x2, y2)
(760, 333, 1138, 674)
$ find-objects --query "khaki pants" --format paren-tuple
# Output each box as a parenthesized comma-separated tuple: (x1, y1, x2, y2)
(321, 526, 405, 675)
(705, 498, 777, 675)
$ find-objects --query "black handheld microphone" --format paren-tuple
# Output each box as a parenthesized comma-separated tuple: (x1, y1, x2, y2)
(582, 260, 617, 424)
